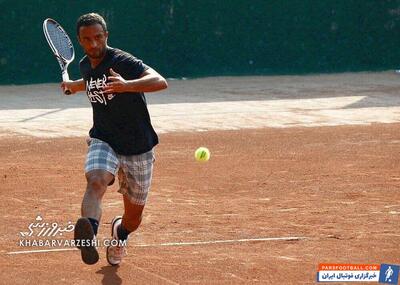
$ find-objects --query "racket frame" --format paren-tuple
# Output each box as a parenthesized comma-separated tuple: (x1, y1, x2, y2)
(43, 18, 75, 94)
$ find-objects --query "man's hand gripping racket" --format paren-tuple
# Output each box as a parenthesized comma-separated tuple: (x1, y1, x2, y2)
(43, 18, 75, 95)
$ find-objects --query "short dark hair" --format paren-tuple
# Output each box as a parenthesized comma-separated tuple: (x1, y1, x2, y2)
(76, 13, 107, 36)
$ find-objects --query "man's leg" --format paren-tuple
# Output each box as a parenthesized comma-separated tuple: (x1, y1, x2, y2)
(106, 149, 154, 266)
(118, 195, 145, 239)
(106, 196, 145, 266)
(75, 138, 119, 265)
(74, 170, 114, 265)
(83, 170, 115, 225)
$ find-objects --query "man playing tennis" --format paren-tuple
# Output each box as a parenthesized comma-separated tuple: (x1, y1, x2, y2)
(61, 13, 168, 265)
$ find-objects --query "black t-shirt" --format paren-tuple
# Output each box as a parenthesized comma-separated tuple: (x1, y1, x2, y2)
(79, 47, 158, 155)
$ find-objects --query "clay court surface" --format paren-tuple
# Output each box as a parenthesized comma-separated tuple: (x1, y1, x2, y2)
(0, 73, 400, 284)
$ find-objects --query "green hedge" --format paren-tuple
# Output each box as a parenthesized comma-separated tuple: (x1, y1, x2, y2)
(1, 0, 400, 84)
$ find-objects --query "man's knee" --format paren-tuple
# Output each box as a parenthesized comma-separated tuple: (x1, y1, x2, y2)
(86, 171, 114, 194)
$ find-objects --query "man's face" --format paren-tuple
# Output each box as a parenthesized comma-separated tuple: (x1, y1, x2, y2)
(78, 24, 108, 59)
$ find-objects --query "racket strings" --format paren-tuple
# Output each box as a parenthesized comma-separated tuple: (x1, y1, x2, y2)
(46, 23, 74, 61)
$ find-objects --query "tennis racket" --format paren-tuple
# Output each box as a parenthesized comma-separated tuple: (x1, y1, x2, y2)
(43, 18, 75, 95)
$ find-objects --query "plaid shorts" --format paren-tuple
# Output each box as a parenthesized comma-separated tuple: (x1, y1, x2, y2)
(85, 138, 155, 205)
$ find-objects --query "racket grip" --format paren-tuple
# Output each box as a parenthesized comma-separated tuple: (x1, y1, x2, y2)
(62, 70, 72, 95)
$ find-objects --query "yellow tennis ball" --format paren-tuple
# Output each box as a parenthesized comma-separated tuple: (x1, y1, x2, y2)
(195, 147, 210, 162)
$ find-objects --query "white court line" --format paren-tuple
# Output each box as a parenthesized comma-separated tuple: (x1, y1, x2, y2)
(131, 264, 180, 285)
(6, 236, 307, 255)
(134, 236, 307, 247)
(7, 248, 78, 255)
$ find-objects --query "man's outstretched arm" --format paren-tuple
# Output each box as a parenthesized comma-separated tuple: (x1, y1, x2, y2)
(103, 68, 168, 94)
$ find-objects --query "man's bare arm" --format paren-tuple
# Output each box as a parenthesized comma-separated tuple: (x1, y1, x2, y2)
(61, 79, 86, 95)
(103, 68, 168, 94)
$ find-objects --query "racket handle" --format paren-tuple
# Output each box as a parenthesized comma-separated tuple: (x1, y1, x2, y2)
(62, 70, 72, 95)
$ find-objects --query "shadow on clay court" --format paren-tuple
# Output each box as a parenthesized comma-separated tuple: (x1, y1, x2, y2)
(96, 266, 122, 285)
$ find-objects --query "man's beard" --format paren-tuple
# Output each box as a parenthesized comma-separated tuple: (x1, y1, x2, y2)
(87, 47, 106, 59)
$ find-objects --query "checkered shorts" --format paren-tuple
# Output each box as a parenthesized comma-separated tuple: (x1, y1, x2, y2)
(85, 138, 155, 205)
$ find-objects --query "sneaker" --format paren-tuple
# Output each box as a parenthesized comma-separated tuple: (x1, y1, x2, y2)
(106, 216, 127, 266)
(74, 217, 99, 265)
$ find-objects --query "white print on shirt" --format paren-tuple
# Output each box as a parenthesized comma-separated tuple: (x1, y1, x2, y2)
(86, 74, 115, 105)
